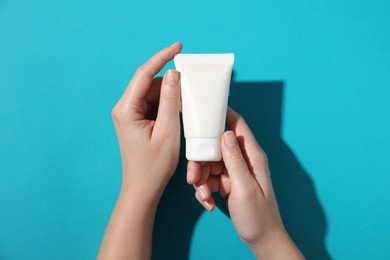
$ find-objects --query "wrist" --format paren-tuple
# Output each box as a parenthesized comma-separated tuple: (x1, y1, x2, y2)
(119, 182, 162, 215)
(250, 228, 304, 260)
(120, 172, 168, 208)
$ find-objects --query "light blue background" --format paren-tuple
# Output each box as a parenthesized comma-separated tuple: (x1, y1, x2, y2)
(1, 0, 389, 259)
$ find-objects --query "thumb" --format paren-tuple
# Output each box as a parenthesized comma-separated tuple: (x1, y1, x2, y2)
(153, 70, 181, 138)
(221, 131, 253, 187)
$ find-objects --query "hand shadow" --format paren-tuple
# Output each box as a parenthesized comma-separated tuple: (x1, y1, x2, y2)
(153, 81, 331, 260)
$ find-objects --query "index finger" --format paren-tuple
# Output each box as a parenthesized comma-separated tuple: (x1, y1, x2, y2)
(124, 42, 182, 103)
(226, 107, 270, 183)
(226, 107, 262, 162)
(226, 107, 255, 139)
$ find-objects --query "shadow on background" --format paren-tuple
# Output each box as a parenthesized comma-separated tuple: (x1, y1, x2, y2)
(153, 81, 331, 260)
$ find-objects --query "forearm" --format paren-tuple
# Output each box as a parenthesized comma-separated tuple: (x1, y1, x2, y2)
(98, 184, 161, 260)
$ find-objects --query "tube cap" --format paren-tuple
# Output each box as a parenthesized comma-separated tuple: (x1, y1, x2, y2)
(186, 138, 221, 161)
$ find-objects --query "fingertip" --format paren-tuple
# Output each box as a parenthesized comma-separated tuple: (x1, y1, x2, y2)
(164, 69, 180, 86)
(187, 161, 202, 184)
(195, 190, 206, 208)
(200, 184, 212, 201)
(206, 199, 215, 212)
(170, 41, 182, 54)
(223, 131, 238, 148)
(186, 170, 194, 184)
(193, 184, 206, 201)
(195, 190, 215, 212)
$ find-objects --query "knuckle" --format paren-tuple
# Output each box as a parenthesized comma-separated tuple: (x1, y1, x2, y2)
(227, 150, 246, 166)
(136, 65, 145, 74)
(111, 105, 126, 122)
(257, 149, 268, 165)
(248, 148, 269, 173)
(111, 107, 118, 120)
(235, 114, 245, 124)
(162, 89, 178, 103)
(135, 65, 148, 78)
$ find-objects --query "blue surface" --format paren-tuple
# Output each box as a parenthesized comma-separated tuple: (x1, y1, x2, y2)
(1, 0, 390, 259)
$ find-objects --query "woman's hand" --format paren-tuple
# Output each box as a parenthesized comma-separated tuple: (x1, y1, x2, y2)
(187, 108, 304, 259)
(99, 42, 182, 260)
(112, 42, 182, 201)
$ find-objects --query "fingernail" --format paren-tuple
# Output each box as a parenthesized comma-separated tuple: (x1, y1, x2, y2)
(166, 70, 180, 85)
(187, 171, 192, 182)
(224, 131, 237, 147)
(199, 187, 206, 201)
(205, 201, 211, 211)
(171, 41, 181, 47)
(205, 201, 213, 212)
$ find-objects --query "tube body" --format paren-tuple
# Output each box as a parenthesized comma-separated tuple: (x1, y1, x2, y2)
(174, 53, 234, 161)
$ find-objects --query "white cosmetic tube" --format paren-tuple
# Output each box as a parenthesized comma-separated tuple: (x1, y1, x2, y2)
(174, 53, 234, 161)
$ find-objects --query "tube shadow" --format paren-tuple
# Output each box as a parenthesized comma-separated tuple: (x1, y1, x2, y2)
(152, 81, 331, 260)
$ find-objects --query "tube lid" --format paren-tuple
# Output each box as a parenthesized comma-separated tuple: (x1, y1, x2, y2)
(186, 138, 221, 161)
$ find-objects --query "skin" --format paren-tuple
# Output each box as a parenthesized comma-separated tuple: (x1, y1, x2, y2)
(98, 42, 304, 260)
(187, 108, 304, 259)
(98, 42, 183, 260)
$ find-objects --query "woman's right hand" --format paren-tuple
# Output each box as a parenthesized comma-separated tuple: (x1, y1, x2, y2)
(187, 108, 304, 259)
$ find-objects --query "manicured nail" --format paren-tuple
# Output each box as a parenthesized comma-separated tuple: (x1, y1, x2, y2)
(224, 131, 237, 147)
(166, 70, 180, 85)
